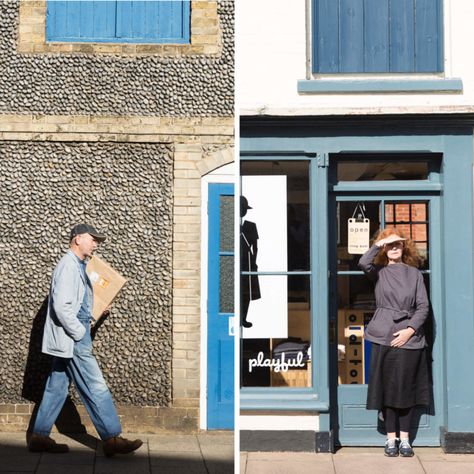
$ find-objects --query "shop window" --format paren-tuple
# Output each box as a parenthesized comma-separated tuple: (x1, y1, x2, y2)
(332, 153, 442, 186)
(46, 1, 191, 44)
(337, 161, 430, 182)
(240, 161, 312, 388)
(312, 0, 443, 74)
(336, 200, 430, 385)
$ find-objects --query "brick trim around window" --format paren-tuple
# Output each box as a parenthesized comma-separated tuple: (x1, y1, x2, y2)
(17, 0, 221, 56)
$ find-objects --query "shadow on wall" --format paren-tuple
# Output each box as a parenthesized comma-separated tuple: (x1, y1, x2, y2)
(21, 296, 51, 404)
(21, 296, 98, 449)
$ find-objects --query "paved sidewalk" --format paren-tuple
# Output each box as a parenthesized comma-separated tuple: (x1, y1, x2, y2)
(240, 448, 474, 474)
(0, 431, 234, 474)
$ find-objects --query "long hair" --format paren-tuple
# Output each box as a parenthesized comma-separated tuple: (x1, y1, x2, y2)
(373, 227, 423, 268)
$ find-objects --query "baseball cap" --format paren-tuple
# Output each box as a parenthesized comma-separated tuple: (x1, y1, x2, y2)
(69, 223, 106, 243)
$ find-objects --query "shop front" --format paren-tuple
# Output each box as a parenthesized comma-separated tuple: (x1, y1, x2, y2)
(239, 115, 474, 453)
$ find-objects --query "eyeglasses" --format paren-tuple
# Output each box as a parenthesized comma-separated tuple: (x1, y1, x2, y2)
(384, 241, 404, 249)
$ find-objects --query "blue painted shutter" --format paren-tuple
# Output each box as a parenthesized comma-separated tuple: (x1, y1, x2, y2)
(339, 0, 364, 73)
(415, 0, 443, 72)
(116, 1, 190, 43)
(364, 0, 389, 72)
(313, 0, 443, 73)
(47, 1, 117, 42)
(390, 0, 416, 72)
(47, 1, 190, 43)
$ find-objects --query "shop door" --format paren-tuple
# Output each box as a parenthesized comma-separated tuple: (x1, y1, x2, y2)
(207, 183, 234, 429)
(329, 196, 442, 446)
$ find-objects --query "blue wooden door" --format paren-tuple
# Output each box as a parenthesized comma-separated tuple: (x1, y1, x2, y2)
(330, 195, 443, 446)
(207, 183, 235, 429)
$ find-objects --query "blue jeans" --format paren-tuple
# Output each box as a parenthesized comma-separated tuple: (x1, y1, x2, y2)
(33, 317, 122, 440)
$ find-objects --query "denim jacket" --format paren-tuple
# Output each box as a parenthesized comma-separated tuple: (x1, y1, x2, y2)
(42, 250, 88, 358)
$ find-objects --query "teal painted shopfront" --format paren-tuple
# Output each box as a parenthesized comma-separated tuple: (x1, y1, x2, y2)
(240, 115, 474, 452)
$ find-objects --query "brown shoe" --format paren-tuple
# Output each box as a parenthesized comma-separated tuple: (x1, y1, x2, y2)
(102, 436, 143, 457)
(28, 433, 69, 453)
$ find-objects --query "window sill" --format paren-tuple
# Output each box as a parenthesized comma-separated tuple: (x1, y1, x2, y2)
(46, 38, 190, 45)
(297, 78, 463, 94)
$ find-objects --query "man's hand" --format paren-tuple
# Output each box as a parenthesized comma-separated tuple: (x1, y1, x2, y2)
(391, 327, 415, 347)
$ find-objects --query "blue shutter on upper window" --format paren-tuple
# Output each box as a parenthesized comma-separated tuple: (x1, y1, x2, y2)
(47, 1, 117, 42)
(312, 0, 443, 74)
(46, 1, 190, 44)
(116, 1, 190, 43)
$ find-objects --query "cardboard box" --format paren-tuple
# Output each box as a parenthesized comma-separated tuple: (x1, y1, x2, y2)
(86, 255, 127, 321)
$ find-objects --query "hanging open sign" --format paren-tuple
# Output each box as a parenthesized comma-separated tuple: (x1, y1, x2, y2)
(348, 218, 370, 254)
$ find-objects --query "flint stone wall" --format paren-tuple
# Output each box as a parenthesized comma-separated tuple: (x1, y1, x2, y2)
(0, 141, 174, 406)
(0, 1, 234, 116)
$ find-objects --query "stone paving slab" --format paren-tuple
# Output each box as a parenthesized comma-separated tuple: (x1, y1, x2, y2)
(240, 449, 474, 474)
(243, 453, 334, 474)
(0, 457, 40, 473)
(0, 432, 234, 474)
(332, 452, 424, 474)
(206, 460, 235, 474)
(414, 447, 474, 462)
(36, 466, 94, 474)
(200, 444, 235, 461)
(242, 452, 333, 474)
(39, 451, 96, 465)
(147, 434, 201, 452)
(198, 432, 234, 446)
(421, 461, 474, 474)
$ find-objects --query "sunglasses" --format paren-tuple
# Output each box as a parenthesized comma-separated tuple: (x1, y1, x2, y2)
(384, 241, 404, 249)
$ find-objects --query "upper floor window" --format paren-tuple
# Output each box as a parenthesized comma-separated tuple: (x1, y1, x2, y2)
(312, 0, 443, 74)
(46, 0, 191, 44)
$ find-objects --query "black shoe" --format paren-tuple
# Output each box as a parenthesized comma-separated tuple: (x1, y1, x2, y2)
(242, 321, 252, 328)
(384, 437, 399, 457)
(399, 438, 414, 457)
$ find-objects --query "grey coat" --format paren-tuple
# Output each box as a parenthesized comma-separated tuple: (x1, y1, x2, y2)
(358, 245, 429, 349)
(42, 250, 88, 358)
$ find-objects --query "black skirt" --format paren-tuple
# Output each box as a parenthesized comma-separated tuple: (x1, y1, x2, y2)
(366, 343, 431, 410)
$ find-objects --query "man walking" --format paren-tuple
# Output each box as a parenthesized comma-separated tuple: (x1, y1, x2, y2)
(28, 224, 142, 456)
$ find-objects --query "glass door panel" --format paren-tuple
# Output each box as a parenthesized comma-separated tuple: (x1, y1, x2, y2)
(336, 201, 381, 271)
(336, 200, 431, 387)
(384, 201, 430, 268)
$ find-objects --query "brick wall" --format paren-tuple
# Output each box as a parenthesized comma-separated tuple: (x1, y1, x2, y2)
(0, 0, 234, 434)
(0, 114, 234, 432)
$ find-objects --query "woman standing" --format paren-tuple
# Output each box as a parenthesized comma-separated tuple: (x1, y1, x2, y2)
(359, 227, 431, 457)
